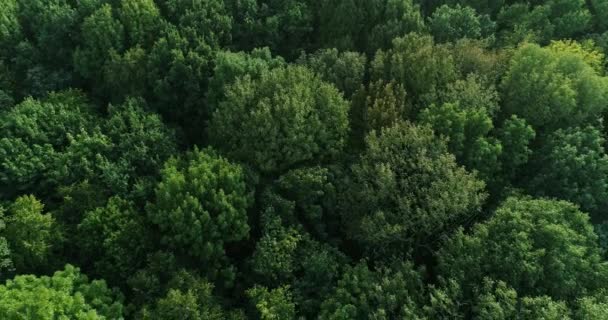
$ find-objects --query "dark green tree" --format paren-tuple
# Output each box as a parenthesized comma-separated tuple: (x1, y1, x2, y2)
(345, 122, 486, 260)
(141, 270, 243, 320)
(429, 4, 494, 43)
(207, 47, 285, 113)
(208, 65, 349, 175)
(319, 261, 426, 319)
(528, 126, 608, 222)
(317, 0, 426, 54)
(438, 197, 608, 302)
(77, 196, 152, 285)
(147, 148, 251, 286)
(371, 33, 457, 113)
(297, 49, 366, 98)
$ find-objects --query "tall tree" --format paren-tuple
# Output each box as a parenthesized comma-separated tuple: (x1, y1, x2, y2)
(500, 43, 608, 133)
(208, 65, 349, 175)
(345, 122, 486, 260)
(0, 265, 124, 319)
(438, 197, 608, 302)
(147, 148, 251, 286)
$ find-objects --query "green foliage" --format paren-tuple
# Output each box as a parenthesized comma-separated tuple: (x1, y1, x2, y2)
(74, 4, 124, 82)
(147, 148, 251, 285)
(501, 43, 608, 132)
(142, 271, 238, 320)
(371, 33, 458, 111)
(208, 65, 349, 175)
(145, 26, 215, 142)
(430, 4, 493, 43)
(351, 80, 409, 141)
(77, 196, 151, 285)
(51, 98, 177, 199)
(345, 122, 486, 260)
(269, 166, 342, 241)
(117, 0, 163, 48)
(3, 195, 60, 273)
(529, 126, 608, 222)
(496, 1, 592, 45)
(297, 49, 367, 98)
(317, 0, 426, 54)
(157, 0, 232, 48)
(519, 296, 571, 319)
(319, 262, 425, 319)
(420, 101, 500, 180)
(227, 0, 314, 59)
(0, 264, 124, 319)
(496, 115, 536, 185)
(0, 207, 14, 279)
(590, 0, 608, 32)
(4, 0, 608, 318)
(438, 197, 608, 301)
(575, 294, 608, 319)
(207, 47, 285, 112)
(251, 212, 302, 283)
(102, 46, 149, 102)
(247, 285, 296, 320)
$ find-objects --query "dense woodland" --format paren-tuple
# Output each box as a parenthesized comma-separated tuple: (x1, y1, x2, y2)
(4, 0, 608, 318)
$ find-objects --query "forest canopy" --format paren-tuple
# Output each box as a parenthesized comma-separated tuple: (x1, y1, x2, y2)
(2, 0, 608, 319)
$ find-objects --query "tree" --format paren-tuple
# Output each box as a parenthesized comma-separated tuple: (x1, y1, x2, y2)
(0, 264, 124, 319)
(147, 148, 251, 286)
(77, 196, 151, 285)
(319, 261, 425, 319)
(575, 294, 608, 319)
(0, 63, 15, 111)
(3, 195, 60, 273)
(102, 45, 149, 103)
(226, 0, 314, 59)
(548, 39, 605, 73)
(51, 98, 176, 200)
(207, 47, 285, 113)
(496, 1, 591, 45)
(247, 285, 296, 320)
(10, 0, 82, 97)
(251, 211, 303, 284)
(496, 115, 536, 186)
(142, 270, 242, 320)
(157, 0, 232, 49)
(500, 43, 608, 133)
(429, 4, 493, 43)
(116, 0, 163, 48)
(419, 100, 500, 180)
(436, 0, 505, 17)
(0, 207, 14, 280)
(208, 65, 349, 175)
(145, 25, 220, 143)
(371, 33, 457, 113)
(345, 122, 486, 260)
(74, 3, 124, 84)
(297, 49, 366, 98)
(317, 0, 426, 54)
(349, 80, 409, 149)
(496, 3, 554, 45)
(0, 0, 21, 61)
(528, 126, 608, 222)
(590, 0, 608, 32)
(438, 197, 608, 302)
(267, 166, 342, 242)
(547, 0, 592, 39)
